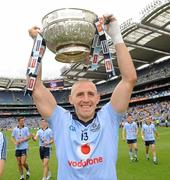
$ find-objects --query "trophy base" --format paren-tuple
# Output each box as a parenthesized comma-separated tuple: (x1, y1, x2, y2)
(55, 44, 90, 63)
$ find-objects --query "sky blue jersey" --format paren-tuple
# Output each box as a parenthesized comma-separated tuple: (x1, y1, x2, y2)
(142, 123, 156, 141)
(123, 122, 138, 140)
(49, 102, 123, 180)
(12, 126, 30, 150)
(0, 132, 7, 160)
(36, 128, 53, 147)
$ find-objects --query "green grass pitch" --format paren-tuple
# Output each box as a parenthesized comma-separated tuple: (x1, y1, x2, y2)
(2, 127, 170, 180)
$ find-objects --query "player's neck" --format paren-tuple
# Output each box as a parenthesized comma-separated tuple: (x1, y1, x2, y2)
(18, 125, 24, 128)
(42, 126, 48, 130)
(73, 113, 97, 127)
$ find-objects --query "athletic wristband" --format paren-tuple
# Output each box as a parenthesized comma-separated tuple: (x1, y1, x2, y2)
(105, 20, 124, 45)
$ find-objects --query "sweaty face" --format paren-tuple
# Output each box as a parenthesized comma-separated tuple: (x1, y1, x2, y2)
(69, 81, 100, 122)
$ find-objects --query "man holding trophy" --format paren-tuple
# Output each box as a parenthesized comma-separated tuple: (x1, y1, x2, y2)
(27, 9, 137, 180)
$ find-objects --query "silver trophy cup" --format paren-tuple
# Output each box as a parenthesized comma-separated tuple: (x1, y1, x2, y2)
(42, 8, 98, 63)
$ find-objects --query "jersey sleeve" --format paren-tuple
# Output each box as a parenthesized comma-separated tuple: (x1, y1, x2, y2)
(102, 102, 124, 123)
(26, 127, 30, 136)
(47, 105, 71, 138)
(0, 133, 7, 160)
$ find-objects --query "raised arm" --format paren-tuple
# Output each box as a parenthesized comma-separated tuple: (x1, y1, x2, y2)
(104, 16, 137, 113)
(28, 26, 57, 119)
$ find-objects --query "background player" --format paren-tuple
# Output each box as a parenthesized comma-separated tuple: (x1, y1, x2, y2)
(11, 117, 31, 180)
(122, 114, 138, 161)
(141, 112, 159, 165)
(32, 119, 53, 180)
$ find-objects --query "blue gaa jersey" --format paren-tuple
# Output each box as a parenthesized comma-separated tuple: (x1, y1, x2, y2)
(0, 132, 7, 160)
(36, 128, 53, 147)
(12, 126, 30, 150)
(49, 102, 123, 180)
(123, 122, 138, 140)
(142, 123, 156, 141)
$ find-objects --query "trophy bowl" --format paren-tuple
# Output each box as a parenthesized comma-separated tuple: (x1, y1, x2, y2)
(42, 8, 98, 63)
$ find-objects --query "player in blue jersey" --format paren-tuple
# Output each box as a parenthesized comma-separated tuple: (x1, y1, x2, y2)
(0, 131, 7, 178)
(11, 117, 31, 180)
(141, 112, 159, 165)
(32, 119, 53, 180)
(122, 114, 138, 162)
(28, 14, 137, 180)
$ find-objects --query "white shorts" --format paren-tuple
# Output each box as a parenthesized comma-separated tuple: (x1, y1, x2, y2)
(0, 132, 7, 160)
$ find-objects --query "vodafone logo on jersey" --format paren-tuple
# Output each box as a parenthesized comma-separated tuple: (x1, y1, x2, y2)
(77, 143, 93, 159)
(68, 143, 104, 168)
(81, 144, 91, 154)
(68, 156, 103, 168)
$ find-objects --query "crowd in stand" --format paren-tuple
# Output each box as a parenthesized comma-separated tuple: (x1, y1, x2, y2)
(131, 87, 170, 101)
(0, 59, 170, 130)
(137, 67, 170, 84)
(0, 100, 169, 130)
(122, 100, 170, 127)
(0, 117, 41, 130)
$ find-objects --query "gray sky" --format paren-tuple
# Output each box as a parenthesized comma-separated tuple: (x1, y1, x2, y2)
(0, 0, 153, 80)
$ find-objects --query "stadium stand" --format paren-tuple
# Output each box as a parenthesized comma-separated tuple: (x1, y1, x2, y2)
(0, 58, 169, 129)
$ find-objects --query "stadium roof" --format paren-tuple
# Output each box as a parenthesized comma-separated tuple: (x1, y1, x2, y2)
(1, 0, 170, 90)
